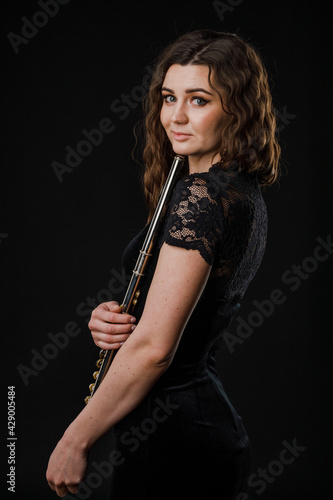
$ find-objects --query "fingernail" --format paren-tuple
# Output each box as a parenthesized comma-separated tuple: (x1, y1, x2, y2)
(120, 342, 124, 346)
(130, 317, 136, 323)
(131, 325, 137, 331)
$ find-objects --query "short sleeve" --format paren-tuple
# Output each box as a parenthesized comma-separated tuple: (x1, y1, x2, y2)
(159, 174, 225, 266)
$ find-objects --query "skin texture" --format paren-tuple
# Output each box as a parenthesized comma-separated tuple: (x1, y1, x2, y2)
(160, 64, 228, 174)
(46, 64, 226, 497)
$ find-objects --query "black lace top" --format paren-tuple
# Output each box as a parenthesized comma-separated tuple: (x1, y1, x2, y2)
(157, 163, 267, 302)
(121, 163, 267, 367)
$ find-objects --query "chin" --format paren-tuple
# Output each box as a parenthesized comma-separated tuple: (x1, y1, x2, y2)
(171, 144, 195, 157)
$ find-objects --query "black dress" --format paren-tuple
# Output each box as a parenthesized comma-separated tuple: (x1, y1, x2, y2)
(108, 164, 267, 500)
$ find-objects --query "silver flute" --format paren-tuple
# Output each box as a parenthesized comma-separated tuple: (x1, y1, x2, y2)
(85, 155, 185, 404)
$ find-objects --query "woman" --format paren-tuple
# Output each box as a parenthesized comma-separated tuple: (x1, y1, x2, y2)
(46, 30, 280, 498)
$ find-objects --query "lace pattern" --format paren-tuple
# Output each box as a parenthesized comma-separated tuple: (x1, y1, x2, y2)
(158, 165, 268, 300)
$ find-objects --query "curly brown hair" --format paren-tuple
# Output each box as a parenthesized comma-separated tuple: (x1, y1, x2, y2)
(139, 30, 281, 220)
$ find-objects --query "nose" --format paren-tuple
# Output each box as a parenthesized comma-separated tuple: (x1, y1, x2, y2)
(171, 102, 188, 124)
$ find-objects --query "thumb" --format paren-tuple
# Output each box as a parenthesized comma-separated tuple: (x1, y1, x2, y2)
(105, 301, 121, 312)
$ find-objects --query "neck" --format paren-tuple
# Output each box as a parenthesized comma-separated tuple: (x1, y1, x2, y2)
(188, 152, 222, 174)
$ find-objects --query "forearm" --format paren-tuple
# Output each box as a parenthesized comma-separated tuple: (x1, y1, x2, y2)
(63, 336, 169, 451)
(62, 244, 210, 452)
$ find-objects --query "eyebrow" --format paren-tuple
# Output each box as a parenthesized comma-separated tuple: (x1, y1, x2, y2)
(161, 86, 213, 96)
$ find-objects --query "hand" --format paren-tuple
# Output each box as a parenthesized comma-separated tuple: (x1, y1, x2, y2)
(46, 433, 88, 497)
(88, 301, 136, 350)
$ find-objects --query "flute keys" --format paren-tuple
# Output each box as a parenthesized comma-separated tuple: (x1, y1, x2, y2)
(132, 290, 140, 307)
(84, 380, 96, 405)
(84, 351, 105, 404)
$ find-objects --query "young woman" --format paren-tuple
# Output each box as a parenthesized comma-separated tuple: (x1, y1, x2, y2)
(47, 30, 280, 499)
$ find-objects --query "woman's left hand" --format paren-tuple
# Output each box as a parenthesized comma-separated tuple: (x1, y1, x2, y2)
(46, 432, 88, 497)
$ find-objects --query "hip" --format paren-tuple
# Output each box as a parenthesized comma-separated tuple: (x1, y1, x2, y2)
(114, 365, 249, 454)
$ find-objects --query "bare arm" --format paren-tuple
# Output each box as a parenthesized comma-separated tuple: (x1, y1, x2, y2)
(46, 242, 211, 496)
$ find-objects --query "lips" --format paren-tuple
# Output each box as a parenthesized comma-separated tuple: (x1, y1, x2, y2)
(171, 131, 192, 141)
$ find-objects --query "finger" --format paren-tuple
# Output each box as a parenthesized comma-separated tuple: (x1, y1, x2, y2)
(91, 331, 131, 345)
(47, 481, 56, 492)
(91, 308, 136, 325)
(107, 302, 122, 312)
(67, 484, 79, 494)
(92, 336, 131, 350)
(54, 484, 68, 497)
(106, 311, 136, 324)
(102, 300, 120, 309)
(94, 339, 126, 351)
(90, 318, 136, 335)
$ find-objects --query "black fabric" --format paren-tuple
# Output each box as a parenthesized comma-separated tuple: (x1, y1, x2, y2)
(159, 164, 268, 297)
(108, 164, 267, 499)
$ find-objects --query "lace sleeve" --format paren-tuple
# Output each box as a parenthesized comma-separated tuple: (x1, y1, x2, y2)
(159, 175, 225, 266)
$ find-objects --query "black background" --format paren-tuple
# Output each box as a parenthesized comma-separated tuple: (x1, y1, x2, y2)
(1, 0, 332, 499)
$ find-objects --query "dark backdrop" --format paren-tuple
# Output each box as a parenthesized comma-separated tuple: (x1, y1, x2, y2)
(1, 1, 332, 499)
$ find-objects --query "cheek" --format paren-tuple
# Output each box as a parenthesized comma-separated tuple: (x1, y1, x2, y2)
(194, 111, 225, 138)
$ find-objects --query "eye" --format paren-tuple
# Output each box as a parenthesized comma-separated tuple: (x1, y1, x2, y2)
(162, 94, 176, 104)
(191, 97, 208, 106)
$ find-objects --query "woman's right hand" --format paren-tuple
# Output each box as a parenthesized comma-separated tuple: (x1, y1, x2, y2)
(88, 301, 136, 350)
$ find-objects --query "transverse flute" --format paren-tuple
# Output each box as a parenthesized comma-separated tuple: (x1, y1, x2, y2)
(85, 155, 185, 404)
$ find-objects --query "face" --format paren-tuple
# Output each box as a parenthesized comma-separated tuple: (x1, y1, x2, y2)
(160, 64, 228, 171)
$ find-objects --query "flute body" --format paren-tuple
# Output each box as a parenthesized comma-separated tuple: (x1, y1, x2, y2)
(85, 155, 185, 404)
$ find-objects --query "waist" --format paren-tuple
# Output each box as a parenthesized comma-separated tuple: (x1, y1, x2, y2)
(152, 356, 218, 392)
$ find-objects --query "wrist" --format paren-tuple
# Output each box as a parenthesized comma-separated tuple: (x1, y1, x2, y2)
(62, 419, 93, 452)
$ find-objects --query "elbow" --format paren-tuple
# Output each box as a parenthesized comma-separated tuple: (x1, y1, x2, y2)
(125, 323, 178, 371)
(141, 345, 175, 371)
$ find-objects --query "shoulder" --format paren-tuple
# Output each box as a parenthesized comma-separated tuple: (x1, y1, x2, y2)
(158, 167, 229, 265)
(166, 164, 263, 234)
(167, 169, 223, 228)
(170, 164, 252, 214)
(159, 165, 261, 265)
(170, 167, 226, 209)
